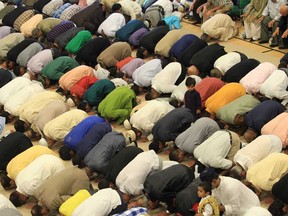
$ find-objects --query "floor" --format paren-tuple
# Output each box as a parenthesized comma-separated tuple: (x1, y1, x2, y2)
(0, 19, 285, 216)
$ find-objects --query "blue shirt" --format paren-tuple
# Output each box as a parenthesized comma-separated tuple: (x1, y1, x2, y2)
(169, 34, 199, 59)
(64, 116, 105, 151)
(163, 15, 181, 30)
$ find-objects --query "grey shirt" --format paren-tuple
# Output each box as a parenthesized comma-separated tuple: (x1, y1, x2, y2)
(16, 42, 44, 67)
(175, 117, 220, 153)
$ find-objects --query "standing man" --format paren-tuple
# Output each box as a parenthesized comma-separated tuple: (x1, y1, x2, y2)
(258, 0, 285, 47)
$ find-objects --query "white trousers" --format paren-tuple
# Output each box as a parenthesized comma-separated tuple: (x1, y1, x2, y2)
(244, 20, 261, 40)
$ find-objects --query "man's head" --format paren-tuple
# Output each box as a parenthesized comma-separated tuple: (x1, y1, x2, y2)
(25, 128, 42, 141)
(200, 33, 212, 42)
(112, 3, 122, 12)
(145, 88, 160, 100)
(31, 28, 42, 39)
(244, 128, 257, 143)
(59, 145, 74, 160)
(169, 99, 183, 108)
(136, 47, 149, 59)
(77, 101, 92, 112)
(72, 153, 85, 168)
(268, 199, 286, 216)
(9, 191, 29, 207)
(199, 167, 220, 189)
(234, 114, 245, 126)
(1, 175, 16, 190)
(185, 77, 196, 91)
(13, 65, 26, 76)
(14, 119, 29, 133)
(280, 5, 288, 16)
(187, 65, 200, 76)
(210, 68, 222, 78)
(169, 149, 185, 162)
(229, 164, 246, 180)
(31, 204, 50, 216)
(149, 140, 165, 153)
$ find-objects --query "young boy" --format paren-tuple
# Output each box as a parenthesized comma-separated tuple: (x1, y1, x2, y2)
(196, 182, 220, 216)
(184, 77, 201, 116)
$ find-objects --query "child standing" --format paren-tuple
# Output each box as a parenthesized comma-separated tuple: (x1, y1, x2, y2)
(196, 182, 220, 216)
(184, 77, 201, 116)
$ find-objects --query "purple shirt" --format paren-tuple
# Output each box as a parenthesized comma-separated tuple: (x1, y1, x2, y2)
(128, 28, 149, 46)
(46, 20, 75, 42)
(121, 58, 145, 78)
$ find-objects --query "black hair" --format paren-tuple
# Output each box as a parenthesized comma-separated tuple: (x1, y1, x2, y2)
(268, 199, 285, 216)
(149, 140, 160, 153)
(108, 66, 118, 78)
(185, 77, 196, 87)
(200, 33, 211, 42)
(13, 65, 22, 76)
(72, 153, 85, 168)
(112, 3, 122, 12)
(198, 181, 212, 194)
(59, 146, 73, 160)
(145, 92, 153, 101)
(83, 22, 97, 35)
(278, 61, 288, 69)
(1, 175, 12, 190)
(0, 111, 12, 123)
(131, 84, 140, 95)
(157, 20, 166, 27)
(14, 119, 26, 133)
(169, 99, 182, 108)
(199, 167, 219, 183)
(31, 204, 44, 216)
(136, 47, 147, 59)
(116, 71, 125, 79)
(169, 149, 182, 162)
(98, 179, 111, 189)
(77, 101, 88, 111)
(9, 191, 26, 207)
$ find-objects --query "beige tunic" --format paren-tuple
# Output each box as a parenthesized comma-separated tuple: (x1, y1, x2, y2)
(20, 14, 43, 37)
(0, 33, 25, 60)
(43, 109, 88, 141)
(154, 29, 190, 57)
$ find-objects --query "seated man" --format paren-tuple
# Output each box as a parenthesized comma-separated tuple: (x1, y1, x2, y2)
(170, 117, 220, 162)
(154, 28, 191, 58)
(221, 58, 260, 83)
(194, 130, 241, 170)
(205, 83, 246, 119)
(216, 94, 260, 127)
(97, 42, 132, 69)
(42, 109, 88, 148)
(0, 132, 32, 172)
(261, 112, 288, 148)
(213, 51, 247, 75)
(200, 167, 260, 215)
(124, 100, 174, 138)
(8, 155, 65, 207)
(145, 62, 186, 100)
(235, 100, 286, 143)
(230, 135, 282, 180)
(201, 14, 238, 42)
(98, 86, 137, 124)
(116, 150, 163, 196)
(31, 167, 91, 215)
(143, 164, 194, 213)
(187, 43, 227, 77)
(1, 145, 56, 190)
(260, 68, 288, 105)
(240, 62, 276, 94)
(246, 153, 288, 192)
(149, 107, 194, 153)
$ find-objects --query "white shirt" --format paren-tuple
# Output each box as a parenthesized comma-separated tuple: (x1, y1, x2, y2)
(118, 0, 142, 20)
(193, 131, 232, 169)
(198, 195, 213, 216)
(130, 100, 174, 132)
(0, 77, 32, 105)
(262, 0, 285, 21)
(116, 150, 161, 195)
(212, 176, 260, 216)
(97, 13, 126, 38)
(214, 52, 242, 74)
(27, 49, 54, 75)
(0, 194, 16, 210)
(4, 82, 44, 116)
(15, 154, 65, 196)
(151, 62, 181, 93)
(234, 135, 282, 171)
(244, 206, 272, 216)
(152, 0, 173, 16)
(72, 188, 121, 216)
(171, 75, 202, 102)
(132, 59, 162, 87)
(259, 69, 288, 102)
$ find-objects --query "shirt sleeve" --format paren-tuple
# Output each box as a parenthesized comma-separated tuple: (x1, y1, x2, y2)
(223, 185, 242, 215)
(203, 203, 213, 216)
(261, 3, 269, 16)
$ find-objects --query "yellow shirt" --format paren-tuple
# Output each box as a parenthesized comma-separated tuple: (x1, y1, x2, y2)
(7, 145, 57, 179)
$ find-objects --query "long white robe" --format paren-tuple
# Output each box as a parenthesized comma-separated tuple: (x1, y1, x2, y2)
(0, 194, 16, 210)
(213, 176, 260, 216)
(214, 52, 242, 74)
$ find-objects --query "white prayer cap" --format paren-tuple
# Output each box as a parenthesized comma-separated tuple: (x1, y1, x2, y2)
(124, 130, 136, 142)
(123, 119, 132, 130)
(39, 138, 48, 147)
(66, 98, 75, 107)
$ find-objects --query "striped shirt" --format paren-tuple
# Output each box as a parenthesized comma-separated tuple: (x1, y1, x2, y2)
(59, 4, 81, 20)
(46, 20, 76, 42)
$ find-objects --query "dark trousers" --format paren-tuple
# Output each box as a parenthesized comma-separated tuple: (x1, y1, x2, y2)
(193, 0, 207, 22)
